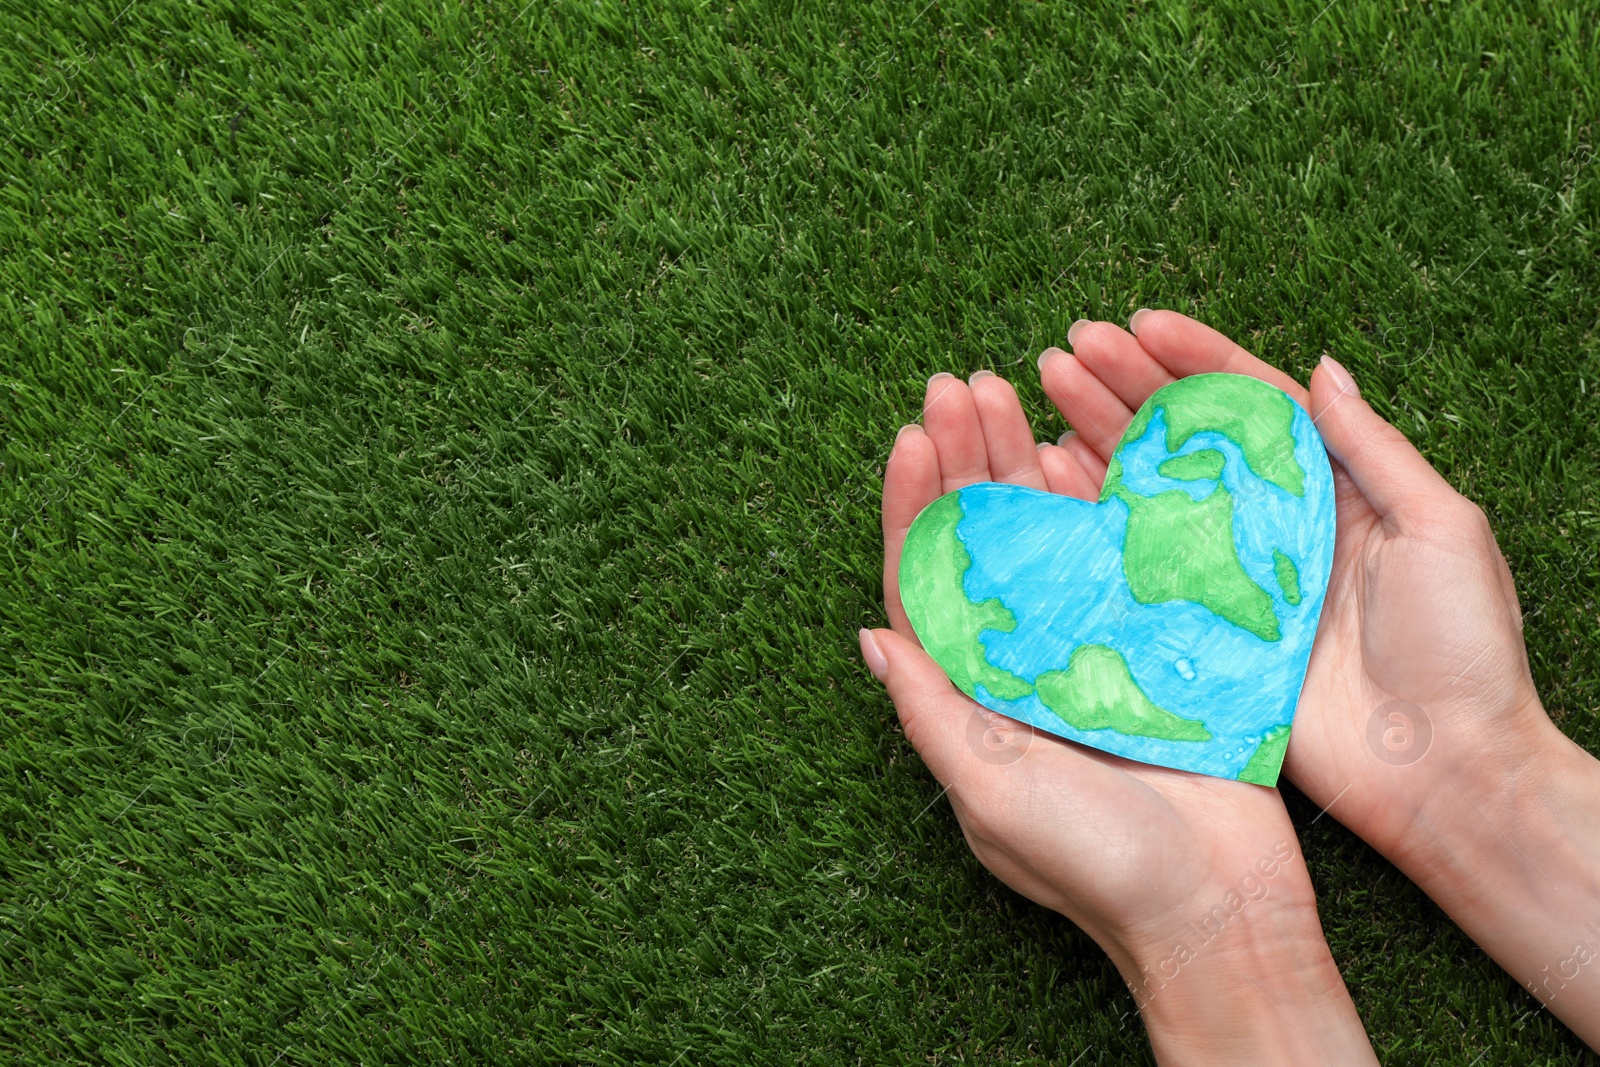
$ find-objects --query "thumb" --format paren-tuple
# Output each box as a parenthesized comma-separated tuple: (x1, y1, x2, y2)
(1310, 356, 1454, 523)
(860, 627, 988, 789)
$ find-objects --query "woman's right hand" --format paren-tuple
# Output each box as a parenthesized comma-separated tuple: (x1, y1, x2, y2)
(1046, 309, 1600, 1046)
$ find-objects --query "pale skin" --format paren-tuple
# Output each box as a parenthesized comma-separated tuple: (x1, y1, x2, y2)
(859, 309, 1600, 1061)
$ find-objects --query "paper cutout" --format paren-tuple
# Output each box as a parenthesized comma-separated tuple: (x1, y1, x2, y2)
(899, 373, 1335, 785)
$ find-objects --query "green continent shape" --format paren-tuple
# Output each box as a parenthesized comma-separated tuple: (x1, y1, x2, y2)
(1158, 448, 1225, 482)
(1272, 549, 1302, 606)
(1148, 375, 1306, 497)
(1237, 724, 1292, 785)
(899, 493, 1033, 701)
(1109, 481, 1281, 642)
(1122, 399, 1155, 448)
(1035, 645, 1210, 741)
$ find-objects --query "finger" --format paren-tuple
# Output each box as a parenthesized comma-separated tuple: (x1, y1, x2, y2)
(1037, 442, 1101, 500)
(882, 424, 943, 636)
(924, 373, 991, 492)
(1329, 463, 1379, 573)
(1128, 308, 1310, 409)
(1038, 348, 1134, 462)
(1058, 430, 1109, 488)
(860, 627, 991, 791)
(1309, 356, 1453, 524)
(969, 370, 1049, 490)
(1067, 319, 1176, 410)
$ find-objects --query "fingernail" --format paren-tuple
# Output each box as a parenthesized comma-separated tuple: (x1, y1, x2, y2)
(1036, 440, 1050, 451)
(1128, 308, 1154, 335)
(895, 423, 920, 442)
(859, 628, 889, 683)
(1037, 347, 1064, 371)
(1320, 355, 1360, 398)
(969, 369, 995, 382)
(1066, 319, 1091, 347)
(1057, 430, 1078, 446)
(928, 371, 955, 386)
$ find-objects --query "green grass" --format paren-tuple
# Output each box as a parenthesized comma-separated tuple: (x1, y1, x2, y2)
(1, 0, 1597, 1062)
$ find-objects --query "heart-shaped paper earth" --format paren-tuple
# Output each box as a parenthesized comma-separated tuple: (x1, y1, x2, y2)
(900, 373, 1335, 785)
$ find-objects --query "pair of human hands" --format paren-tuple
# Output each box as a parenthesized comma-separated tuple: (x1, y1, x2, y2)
(859, 310, 1599, 1061)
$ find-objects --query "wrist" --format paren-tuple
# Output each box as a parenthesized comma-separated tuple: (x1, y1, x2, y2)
(1342, 685, 1550, 865)
(1382, 694, 1587, 894)
(1105, 841, 1376, 1065)
(1383, 694, 1564, 870)
(1385, 701, 1600, 1045)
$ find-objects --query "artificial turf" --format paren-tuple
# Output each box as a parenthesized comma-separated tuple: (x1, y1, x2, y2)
(1, 0, 1597, 1062)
